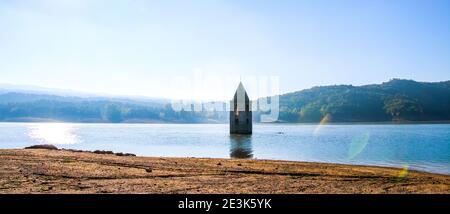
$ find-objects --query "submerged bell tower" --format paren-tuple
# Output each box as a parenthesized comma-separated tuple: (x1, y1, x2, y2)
(230, 82, 252, 134)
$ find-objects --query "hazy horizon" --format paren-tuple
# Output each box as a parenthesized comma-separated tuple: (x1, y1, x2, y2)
(1, 0, 449, 100)
(1, 78, 449, 102)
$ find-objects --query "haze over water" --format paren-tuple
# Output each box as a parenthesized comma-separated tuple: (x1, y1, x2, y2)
(0, 123, 448, 175)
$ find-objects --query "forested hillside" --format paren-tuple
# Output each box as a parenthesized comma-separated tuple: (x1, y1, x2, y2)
(274, 79, 450, 122)
(1, 79, 449, 123)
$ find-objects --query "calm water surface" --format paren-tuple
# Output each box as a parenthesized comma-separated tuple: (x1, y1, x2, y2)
(0, 123, 449, 175)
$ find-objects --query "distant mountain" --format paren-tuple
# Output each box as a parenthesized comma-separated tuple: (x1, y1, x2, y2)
(1, 79, 449, 123)
(0, 83, 100, 97)
(0, 85, 223, 123)
(0, 84, 174, 123)
(0, 83, 169, 105)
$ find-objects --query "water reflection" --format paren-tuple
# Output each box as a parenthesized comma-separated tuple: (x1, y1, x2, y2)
(28, 123, 80, 145)
(229, 134, 253, 158)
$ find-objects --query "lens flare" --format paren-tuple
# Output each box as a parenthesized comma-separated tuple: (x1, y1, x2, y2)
(313, 114, 331, 136)
(347, 132, 370, 160)
(28, 123, 80, 145)
(397, 164, 409, 178)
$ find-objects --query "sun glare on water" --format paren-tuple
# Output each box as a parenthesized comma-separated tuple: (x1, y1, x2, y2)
(28, 123, 80, 145)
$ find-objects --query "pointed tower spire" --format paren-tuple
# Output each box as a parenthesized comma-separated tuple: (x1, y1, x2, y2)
(230, 81, 252, 134)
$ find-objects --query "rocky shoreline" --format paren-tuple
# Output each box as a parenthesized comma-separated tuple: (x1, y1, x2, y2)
(0, 147, 449, 193)
(24, 144, 136, 157)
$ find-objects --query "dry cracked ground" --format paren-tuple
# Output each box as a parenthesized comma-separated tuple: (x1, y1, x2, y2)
(0, 149, 449, 193)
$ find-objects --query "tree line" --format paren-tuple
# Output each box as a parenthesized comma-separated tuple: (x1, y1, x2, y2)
(1, 79, 449, 123)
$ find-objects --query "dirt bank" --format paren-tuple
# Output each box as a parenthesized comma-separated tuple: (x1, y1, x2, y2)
(0, 149, 448, 193)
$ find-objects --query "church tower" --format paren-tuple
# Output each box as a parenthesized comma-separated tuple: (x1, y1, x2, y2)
(230, 82, 252, 134)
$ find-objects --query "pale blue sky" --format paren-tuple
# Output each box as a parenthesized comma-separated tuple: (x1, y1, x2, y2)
(0, 0, 449, 100)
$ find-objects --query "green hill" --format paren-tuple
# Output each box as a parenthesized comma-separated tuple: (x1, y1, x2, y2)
(273, 79, 450, 122)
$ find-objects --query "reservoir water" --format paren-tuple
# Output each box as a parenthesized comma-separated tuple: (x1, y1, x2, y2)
(0, 123, 449, 175)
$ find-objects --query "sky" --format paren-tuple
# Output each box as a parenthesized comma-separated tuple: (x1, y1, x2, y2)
(0, 0, 449, 101)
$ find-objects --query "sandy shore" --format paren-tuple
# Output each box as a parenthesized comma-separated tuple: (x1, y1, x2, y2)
(0, 149, 448, 194)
